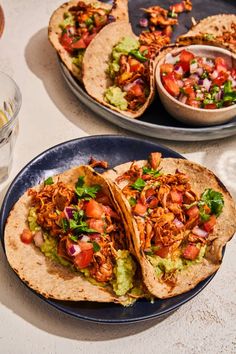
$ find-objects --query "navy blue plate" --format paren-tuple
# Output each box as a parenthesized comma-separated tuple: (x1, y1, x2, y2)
(0, 135, 216, 323)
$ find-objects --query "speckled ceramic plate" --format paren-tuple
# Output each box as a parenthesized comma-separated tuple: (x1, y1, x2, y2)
(59, 0, 236, 141)
(0, 135, 217, 323)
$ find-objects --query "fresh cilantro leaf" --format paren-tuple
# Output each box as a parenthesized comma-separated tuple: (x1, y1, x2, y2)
(129, 197, 137, 206)
(142, 166, 161, 177)
(92, 241, 101, 252)
(224, 81, 232, 94)
(129, 49, 147, 62)
(131, 178, 146, 191)
(69, 219, 97, 234)
(75, 176, 101, 200)
(72, 210, 84, 223)
(201, 189, 224, 217)
(199, 205, 210, 221)
(60, 218, 69, 232)
(70, 235, 79, 242)
(44, 177, 54, 185)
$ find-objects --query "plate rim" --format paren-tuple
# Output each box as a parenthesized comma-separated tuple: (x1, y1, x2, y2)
(0, 134, 218, 323)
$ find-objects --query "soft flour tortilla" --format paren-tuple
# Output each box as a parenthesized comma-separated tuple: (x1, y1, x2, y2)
(48, 0, 129, 81)
(82, 21, 155, 118)
(104, 158, 236, 298)
(177, 14, 236, 53)
(4, 165, 134, 304)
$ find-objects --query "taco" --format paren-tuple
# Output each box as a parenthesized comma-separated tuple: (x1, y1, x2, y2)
(4, 165, 144, 305)
(48, 0, 129, 81)
(82, 21, 155, 118)
(103, 153, 236, 298)
(177, 14, 236, 54)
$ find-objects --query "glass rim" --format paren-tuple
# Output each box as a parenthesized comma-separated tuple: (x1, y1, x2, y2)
(0, 71, 22, 131)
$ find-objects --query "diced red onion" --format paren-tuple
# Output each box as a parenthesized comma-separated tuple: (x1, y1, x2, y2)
(80, 235, 90, 242)
(190, 61, 198, 73)
(33, 231, 44, 247)
(139, 18, 148, 28)
(203, 78, 211, 91)
(192, 226, 208, 238)
(179, 94, 187, 104)
(196, 92, 204, 100)
(64, 207, 75, 220)
(177, 80, 184, 88)
(174, 65, 184, 76)
(165, 53, 179, 65)
(68, 244, 81, 256)
(210, 70, 218, 80)
(173, 218, 184, 229)
(215, 91, 222, 101)
(196, 67, 203, 76)
(205, 58, 214, 67)
(189, 74, 199, 82)
(123, 79, 144, 92)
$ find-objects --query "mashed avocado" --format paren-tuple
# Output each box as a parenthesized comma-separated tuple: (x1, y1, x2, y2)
(107, 36, 139, 78)
(28, 208, 41, 232)
(59, 12, 75, 30)
(104, 86, 128, 110)
(72, 50, 85, 68)
(112, 250, 136, 296)
(40, 235, 71, 267)
(147, 245, 207, 278)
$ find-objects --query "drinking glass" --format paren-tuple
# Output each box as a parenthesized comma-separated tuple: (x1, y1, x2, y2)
(0, 72, 21, 182)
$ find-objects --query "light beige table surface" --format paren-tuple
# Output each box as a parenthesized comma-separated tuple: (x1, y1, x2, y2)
(0, 1, 235, 353)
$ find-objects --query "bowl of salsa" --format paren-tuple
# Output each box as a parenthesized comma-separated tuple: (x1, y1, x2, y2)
(155, 45, 236, 126)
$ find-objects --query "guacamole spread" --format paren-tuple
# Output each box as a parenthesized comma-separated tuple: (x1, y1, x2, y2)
(104, 86, 128, 110)
(112, 250, 136, 296)
(147, 245, 206, 278)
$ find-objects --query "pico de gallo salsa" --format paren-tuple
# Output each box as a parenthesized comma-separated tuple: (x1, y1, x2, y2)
(59, 1, 115, 68)
(160, 49, 236, 109)
(115, 152, 224, 280)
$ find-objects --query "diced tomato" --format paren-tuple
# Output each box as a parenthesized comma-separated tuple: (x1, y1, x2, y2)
(180, 50, 195, 63)
(133, 201, 147, 216)
(87, 219, 105, 233)
(231, 68, 236, 80)
(78, 240, 93, 251)
(85, 200, 103, 219)
(83, 33, 97, 46)
(71, 38, 87, 49)
(187, 99, 201, 108)
(60, 33, 74, 53)
(155, 246, 170, 258)
(183, 78, 196, 87)
(169, 2, 185, 13)
(170, 191, 183, 204)
(163, 72, 180, 97)
(20, 228, 33, 244)
(149, 152, 161, 169)
(182, 244, 200, 260)
(203, 214, 216, 232)
(212, 71, 228, 86)
(215, 57, 227, 73)
(128, 84, 144, 97)
(186, 205, 199, 219)
(74, 249, 93, 268)
(178, 60, 190, 73)
(146, 188, 156, 198)
(148, 197, 159, 208)
(183, 86, 195, 99)
(204, 103, 217, 109)
(160, 63, 174, 75)
(129, 58, 143, 72)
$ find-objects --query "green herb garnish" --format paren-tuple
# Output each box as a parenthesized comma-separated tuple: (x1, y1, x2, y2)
(129, 197, 137, 206)
(44, 177, 54, 185)
(69, 219, 97, 233)
(129, 49, 147, 62)
(201, 189, 224, 217)
(142, 166, 161, 177)
(131, 178, 146, 191)
(92, 241, 101, 252)
(60, 218, 69, 232)
(75, 176, 101, 200)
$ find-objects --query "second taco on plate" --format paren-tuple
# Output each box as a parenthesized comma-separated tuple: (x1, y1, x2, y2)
(82, 21, 155, 118)
(104, 153, 236, 298)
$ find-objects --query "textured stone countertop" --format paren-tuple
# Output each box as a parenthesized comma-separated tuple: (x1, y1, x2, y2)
(0, 1, 235, 353)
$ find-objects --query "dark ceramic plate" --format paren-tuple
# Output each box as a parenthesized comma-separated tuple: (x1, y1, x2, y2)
(0, 136, 217, 323)
(59, 0, 236, 141)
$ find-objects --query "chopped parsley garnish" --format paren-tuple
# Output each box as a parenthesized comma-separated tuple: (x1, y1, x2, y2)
(44, 176, 54, 185)
(131, 178, 146, 191)
(142, 166, 161, 177)
(92, 241, 101, 252)
(75, 176, 101, 200)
